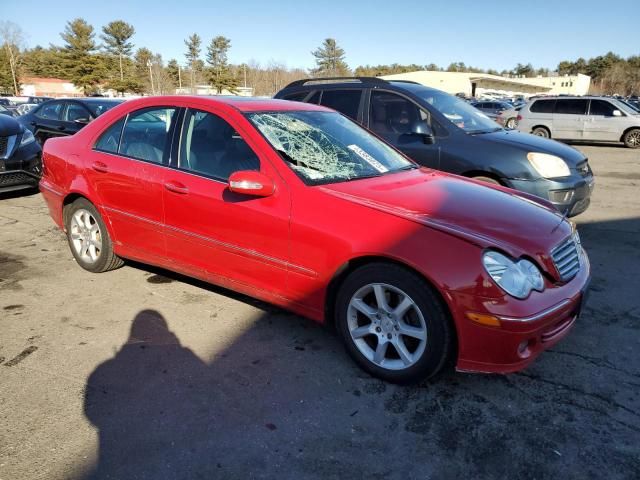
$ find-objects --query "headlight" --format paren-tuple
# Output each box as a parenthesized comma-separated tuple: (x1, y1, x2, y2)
(483, 251, 545, 299)
(527, 152, 570, 178)
(20, 129, 35, 147)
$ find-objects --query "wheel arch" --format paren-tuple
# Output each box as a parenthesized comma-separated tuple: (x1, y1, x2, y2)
(61, 193, 117, 243)
(460, 170, 504, 185)
(620, 126, 640, 143)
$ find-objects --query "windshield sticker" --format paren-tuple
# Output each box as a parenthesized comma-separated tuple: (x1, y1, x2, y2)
(347, 145, 389, 173)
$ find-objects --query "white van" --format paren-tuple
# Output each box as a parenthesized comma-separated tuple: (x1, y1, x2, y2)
(517, 96, 640, 148)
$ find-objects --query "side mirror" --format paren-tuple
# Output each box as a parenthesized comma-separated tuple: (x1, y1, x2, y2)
(228, 170, 275, 197)
(410, 121, 435, 144)
(74, 117, 90, 124)
(612, 110, 623, 117)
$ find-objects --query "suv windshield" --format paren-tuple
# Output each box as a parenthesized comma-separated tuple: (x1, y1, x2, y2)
(248, 111, 414, 185)
(407, 87, 501, 133)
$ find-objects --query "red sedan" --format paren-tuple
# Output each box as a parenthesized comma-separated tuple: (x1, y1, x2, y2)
(40, 96, 590, 383)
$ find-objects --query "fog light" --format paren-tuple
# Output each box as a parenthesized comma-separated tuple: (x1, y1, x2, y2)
(548, 189, 575, 204)
(517, 339, 533, 359)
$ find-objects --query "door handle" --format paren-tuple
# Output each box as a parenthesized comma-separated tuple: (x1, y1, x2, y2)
(92, 161, 108, 173)
(164, 181, 189, 194)
(57, 125, 66, 131)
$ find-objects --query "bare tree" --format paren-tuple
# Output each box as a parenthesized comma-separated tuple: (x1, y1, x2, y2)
(0, 21, 25, 95)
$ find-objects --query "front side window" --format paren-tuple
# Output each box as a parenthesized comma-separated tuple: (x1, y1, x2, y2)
(369, 91, 427, 139)
(35, 102, 63, 120)
(554, 99, 587, 115)
(63, 103, 91, 122)
(589, 100, 617, 116)
(119, 107, 177, 164)
(319, 89, 362, 120)
(179, 109, 259, 180)
(248, 111, 414, 185)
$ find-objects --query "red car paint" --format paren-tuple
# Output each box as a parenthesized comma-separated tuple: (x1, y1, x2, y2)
(40, 96, 590, 374)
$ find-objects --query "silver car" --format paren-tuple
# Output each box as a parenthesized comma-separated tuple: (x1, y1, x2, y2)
(517, 96, 640, 148)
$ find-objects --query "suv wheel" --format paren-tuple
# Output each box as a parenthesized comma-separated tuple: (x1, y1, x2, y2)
(623, 128, 640, 148)
(335, 263, 453, 384)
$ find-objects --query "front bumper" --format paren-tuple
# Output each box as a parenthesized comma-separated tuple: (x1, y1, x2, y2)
(507, 173, 594, 217)
(0, 140, 42, 193)
(450, 250, 591, 374)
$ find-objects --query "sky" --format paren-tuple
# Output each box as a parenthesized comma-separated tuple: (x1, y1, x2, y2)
(3, 0, 639, 72)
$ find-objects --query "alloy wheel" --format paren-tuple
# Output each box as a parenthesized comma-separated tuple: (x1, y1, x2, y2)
(69, 209, 102, 264)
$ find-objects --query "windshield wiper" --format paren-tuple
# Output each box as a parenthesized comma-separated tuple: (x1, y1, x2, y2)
(471, 127, 502, 134)
(392, 164, 418, 172)
(276, 149, 325, 173)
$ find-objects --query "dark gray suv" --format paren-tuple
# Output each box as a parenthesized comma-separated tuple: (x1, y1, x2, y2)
(275, 77, 594, 217)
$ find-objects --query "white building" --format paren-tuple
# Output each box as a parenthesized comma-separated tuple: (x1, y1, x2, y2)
(380, 71, 591, 98)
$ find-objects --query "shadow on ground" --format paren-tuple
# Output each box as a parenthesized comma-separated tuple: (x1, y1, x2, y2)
(77, 216, 640, 480)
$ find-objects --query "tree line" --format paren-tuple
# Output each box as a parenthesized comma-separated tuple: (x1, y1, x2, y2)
(1, 19, 639, 97)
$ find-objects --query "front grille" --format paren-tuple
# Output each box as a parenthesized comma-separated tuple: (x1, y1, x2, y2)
(551, 236, 580, 281)
(0, 171, 36, 187)
(0, 136, 7, 157)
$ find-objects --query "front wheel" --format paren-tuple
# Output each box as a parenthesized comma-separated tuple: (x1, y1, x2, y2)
(65, 198, 123, 273)
(623, 128, 640, 148)
(505, 117, 517, 129)
(335, 263, 453, 384)
(532, 126, 550, 138)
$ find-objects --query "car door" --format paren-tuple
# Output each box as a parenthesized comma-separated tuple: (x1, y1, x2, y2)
(552, 99, 588, 139)
(585, 99, 623, 141)
(60, 101, 93, 136)
(162, 106, 291, 296)
(367, 90, 440, 169)
(30, 100, 66, 145)
(87, 106, 179, 264)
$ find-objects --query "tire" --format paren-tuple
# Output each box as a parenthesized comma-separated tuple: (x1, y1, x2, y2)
(472, 175, 501, 185)
(64, 198, 123, 273)
(623, 128, 640, 148)
(532, 126, 550, 138)
(505, 118, 516, 129)
(335, 263, 453, 384)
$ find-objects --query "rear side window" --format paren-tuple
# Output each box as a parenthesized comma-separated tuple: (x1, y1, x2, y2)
(282, 91, 309, 102)
(530, 99, 555, 113)
(119, 107, 178, 164)
(63, 103, 91, 122)
(320, 89, 362, 120)
(94, 117, 125, 153)
(554, 99, 587, 115)
(35, 102, 63, 120)
(589, 100, 617, 116)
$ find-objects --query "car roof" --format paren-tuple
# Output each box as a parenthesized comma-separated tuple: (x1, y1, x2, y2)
(142, 95, 332, 113)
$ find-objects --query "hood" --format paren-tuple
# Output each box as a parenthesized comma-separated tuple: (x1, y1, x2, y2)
(322, 168, 572, 269)
(0, 113, 22, 136)
(479, 129, 586, 166)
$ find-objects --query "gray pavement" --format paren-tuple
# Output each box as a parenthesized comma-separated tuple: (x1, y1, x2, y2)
(0, 144, 639, 480)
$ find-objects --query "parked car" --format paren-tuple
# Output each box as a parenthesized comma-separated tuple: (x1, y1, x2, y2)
(275, 78, 594, 217)
(472, 100, 519, 129)
(517, 96, 640, 148)
(15, 103, 37, 116)
(18, 98, 123, 145)
(0, 112, 42, 193)
(40, 96, 591, 383)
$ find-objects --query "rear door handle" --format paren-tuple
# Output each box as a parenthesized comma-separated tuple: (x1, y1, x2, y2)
(164, 181, 189, 194)
(92, 161, 108, 173)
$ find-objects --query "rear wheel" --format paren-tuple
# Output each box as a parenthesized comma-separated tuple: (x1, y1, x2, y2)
(473, 175, 501, 185)
(65, 198, 123, 273)
(623, 128, 640, 148)
(335, 263, 453, 384)
(532, 126, 550, 138)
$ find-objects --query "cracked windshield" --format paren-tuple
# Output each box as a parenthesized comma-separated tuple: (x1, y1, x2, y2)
(248, 111, 415, 185)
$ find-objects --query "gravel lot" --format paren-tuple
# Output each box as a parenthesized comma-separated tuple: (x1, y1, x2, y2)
(1, 144, 639, 480)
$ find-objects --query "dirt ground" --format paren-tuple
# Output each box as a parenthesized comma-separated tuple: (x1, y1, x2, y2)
(1, 144, 638, 480)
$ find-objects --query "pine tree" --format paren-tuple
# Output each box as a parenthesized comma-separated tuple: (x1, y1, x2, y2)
(60, 18, 104, 94)
(184, 33, 201, 93)
(206, 36, 239, 94)
(101, 20, 135, 82)
(311, 38, 350, 77)
(167, 59, 181, 88)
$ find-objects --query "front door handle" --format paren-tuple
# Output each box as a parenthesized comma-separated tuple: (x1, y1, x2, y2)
(92, 161, 108, 173)
(164, 181, 189, 194)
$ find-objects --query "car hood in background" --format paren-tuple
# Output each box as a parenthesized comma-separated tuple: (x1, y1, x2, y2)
(0, 114, 22, 137)
(322, 168, 571, 264)
(478, 129, 586, 165)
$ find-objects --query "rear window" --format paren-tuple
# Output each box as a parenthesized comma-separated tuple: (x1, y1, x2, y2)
(530, 99, 555, 113)
(319, 89, 362, 121)
(554, 99, 588, 115)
